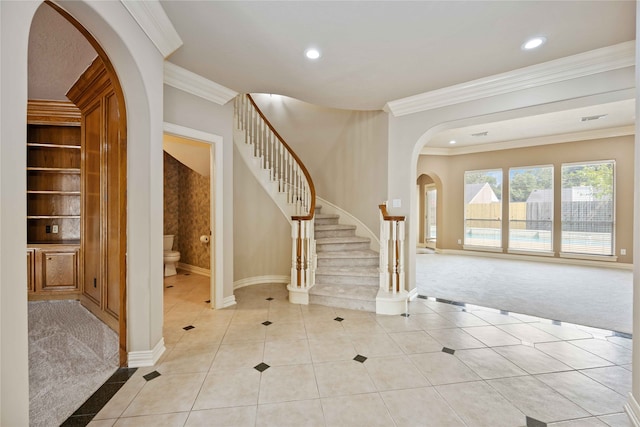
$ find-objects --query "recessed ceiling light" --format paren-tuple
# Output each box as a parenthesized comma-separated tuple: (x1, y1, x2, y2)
(449, 140, 457, 145)
(305, 48, 321, 59)
(522, 37, 546, 50)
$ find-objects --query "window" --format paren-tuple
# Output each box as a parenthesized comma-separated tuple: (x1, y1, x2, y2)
(561, 161, 614, 256)
(464, 169, 502, 248)
(426, 187, 437, 243)
(508, 166, 553, 252)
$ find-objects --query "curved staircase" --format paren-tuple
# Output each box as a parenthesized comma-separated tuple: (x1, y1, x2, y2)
(311, 206, 379, 312)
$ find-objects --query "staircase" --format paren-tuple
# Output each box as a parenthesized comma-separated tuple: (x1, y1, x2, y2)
(311, 205, 379, 312)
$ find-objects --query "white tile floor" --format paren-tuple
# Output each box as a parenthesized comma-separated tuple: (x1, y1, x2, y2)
(90, 272, 632, 426)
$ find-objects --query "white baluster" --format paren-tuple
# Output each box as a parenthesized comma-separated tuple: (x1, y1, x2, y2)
(397, 220, 405, 293)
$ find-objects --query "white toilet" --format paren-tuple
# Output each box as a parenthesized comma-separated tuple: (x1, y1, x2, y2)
(163, 235, 181, 277)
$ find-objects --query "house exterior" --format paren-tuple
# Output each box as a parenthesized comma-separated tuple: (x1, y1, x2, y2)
(1, 2, 639, 425)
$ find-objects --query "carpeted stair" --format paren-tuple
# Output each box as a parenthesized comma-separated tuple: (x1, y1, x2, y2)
(310, 205, 379, 311)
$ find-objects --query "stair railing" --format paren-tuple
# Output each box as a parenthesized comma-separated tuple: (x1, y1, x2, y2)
(234, 94, 316, 294)
(379, 204, 405, 294)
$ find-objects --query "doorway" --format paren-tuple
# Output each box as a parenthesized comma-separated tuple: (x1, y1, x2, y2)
(163, 123, 224, 310)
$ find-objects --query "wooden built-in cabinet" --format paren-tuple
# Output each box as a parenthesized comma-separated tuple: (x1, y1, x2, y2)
(27, 101, 81, 300)
(67, 56, 125, 333)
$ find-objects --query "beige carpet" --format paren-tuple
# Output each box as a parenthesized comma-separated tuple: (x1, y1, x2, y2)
(29, 300, 119, 427)
(416, 252, 632, 334)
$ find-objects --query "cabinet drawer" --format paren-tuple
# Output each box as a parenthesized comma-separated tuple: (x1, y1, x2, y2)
(40, 250, 78, 291)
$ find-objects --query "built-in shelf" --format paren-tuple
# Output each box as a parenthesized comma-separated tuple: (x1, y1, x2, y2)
(27, 215, 81, 219)
(27, 142, 80, 149)
(27, 191, 81, 195)
(27, 167, 81, 173)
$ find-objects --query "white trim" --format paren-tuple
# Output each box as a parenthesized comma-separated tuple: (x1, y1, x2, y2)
(317, 197, 380, 252)
(421, 126, 635, 156)
(120, 1, 182, 58)
(163, 122, 225, 310)
(376, 290, 409, 315)
(462, 245, 503, 253)
(386, 41, 635, 117)
(223, 295, 237, 308)
(560, 252, 618, 263)
(176, 262, 210, 276)
(234, 275, 290, 289)
(625, 393, 640, 427)
(127, 338, 165, 367)
(507, 249, 555, 257)
(441, 248, 632, 270)
(407, 287, 419, 301)
(164, 62, 238, 106)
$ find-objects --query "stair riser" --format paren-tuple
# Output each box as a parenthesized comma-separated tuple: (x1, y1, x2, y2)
(309, 294, 375, 312)
(316, 242, 370, 252)
(315, 229, 356, 239)
(317, 257, 379, 268)
(315, 275, 378, 286)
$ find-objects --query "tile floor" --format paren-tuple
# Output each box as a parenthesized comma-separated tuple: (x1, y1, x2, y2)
(89, 272, 633, 426)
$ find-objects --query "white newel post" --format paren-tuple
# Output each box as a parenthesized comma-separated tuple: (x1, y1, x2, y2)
(376, 204, 409, 315)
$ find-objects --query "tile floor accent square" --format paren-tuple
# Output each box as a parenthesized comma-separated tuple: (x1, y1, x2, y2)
(183, 325, 195, 331)
(266, 297, 274, 301)
(261, 321, 272, 326)
(334, 317, 344, 322)
(401, 313, 410, 317)
(254, 363, 270, 372)
(527, 416, 547, 427)
(353, 354, 367, 363)
(442, 347, 455, 355)
(143, 371, 161, 381)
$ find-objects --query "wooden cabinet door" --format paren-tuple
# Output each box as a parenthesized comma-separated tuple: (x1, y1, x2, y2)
(40, 250, 78, 291)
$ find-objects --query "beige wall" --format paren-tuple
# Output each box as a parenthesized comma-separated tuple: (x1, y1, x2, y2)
(252, 94, 388, 234)
(233, 145, 291, 281)
(164, 152, 211, 269)
(418, 135, 634, 264)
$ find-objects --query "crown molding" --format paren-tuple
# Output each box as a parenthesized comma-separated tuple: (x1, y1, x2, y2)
(120, 0, 182, 58)
(164, 61, 238, 105)
(421, 125, 635, 156)
(386, 41, 635, 117)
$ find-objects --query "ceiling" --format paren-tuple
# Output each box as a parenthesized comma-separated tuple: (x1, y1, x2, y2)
(28, 1, 637, 152)
(160, 0, 635, 111)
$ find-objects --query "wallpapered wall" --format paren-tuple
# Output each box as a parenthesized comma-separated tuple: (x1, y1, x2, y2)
(163, 152, 211, 270)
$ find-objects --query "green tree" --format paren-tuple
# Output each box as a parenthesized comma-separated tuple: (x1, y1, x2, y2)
(509, 167, 552, 202)
(562, 163, 613, 199)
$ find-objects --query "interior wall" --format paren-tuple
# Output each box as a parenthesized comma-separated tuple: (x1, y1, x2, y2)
(252, 94, 388, 234)
(417, 135, 634, 264)
(233, 145, 291, 282)
(163, 152, 210, 269)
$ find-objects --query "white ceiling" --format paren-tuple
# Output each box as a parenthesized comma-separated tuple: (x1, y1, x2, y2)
(28, 1, 637, 152)
(160, 0, 636, 111)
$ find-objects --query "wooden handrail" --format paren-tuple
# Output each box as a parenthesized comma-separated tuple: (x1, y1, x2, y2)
(379, 204, 405, 222)
(247, 94, 315, 220)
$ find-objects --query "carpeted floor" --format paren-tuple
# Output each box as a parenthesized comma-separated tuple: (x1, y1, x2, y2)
(28, 300, 119, 427)
(416, 252, 633, 334)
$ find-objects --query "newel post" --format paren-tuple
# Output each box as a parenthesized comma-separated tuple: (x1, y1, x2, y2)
(376, 204, 409, 315)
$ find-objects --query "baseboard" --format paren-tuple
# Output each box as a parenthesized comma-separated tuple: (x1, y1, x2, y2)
(625, 393, 640, 426)
(439, 248, 633, 270)
(127, 338, 165, 368)
(176, 262, 211, 276)
(408, 287, 419, 301)
(233, 275, 290, 289)
(223, 295, 237, 308)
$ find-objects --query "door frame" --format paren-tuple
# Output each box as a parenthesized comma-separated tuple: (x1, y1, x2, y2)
(163, 122, 224, 309)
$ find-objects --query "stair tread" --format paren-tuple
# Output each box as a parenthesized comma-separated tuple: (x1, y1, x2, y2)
(316, 236, 370, 244)
(316, 250, 378, 259)
(310, 283, 378, 300)
(315, 224, 356, 231)
(316, 267, 378, 276)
